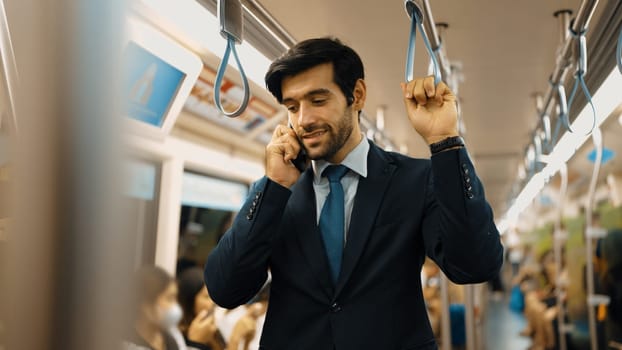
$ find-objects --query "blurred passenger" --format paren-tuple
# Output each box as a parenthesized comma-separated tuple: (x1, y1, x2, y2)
(124, 266, 183, 350)
(518, 249, 567, 350)
(177, 267, 226, 350)
(421, 259, 470, 349)
(177, 267, 258, 350)
(600, 229, 622, 345)
(125, 266, 223, 350)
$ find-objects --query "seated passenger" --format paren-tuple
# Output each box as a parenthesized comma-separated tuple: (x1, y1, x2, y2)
(519, 249, 566, 350)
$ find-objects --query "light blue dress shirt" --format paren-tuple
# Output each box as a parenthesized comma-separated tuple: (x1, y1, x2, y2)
(311, 135, 369, 243)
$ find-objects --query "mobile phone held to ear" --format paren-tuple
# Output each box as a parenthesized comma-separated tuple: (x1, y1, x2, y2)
(292, 148, 308, 173)
(289, 124, 308, 172)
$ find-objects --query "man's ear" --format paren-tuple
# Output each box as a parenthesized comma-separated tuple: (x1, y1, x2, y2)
(352, 79, 367, 112)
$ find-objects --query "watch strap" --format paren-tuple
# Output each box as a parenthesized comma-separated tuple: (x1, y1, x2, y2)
(430, 136, 464, 154)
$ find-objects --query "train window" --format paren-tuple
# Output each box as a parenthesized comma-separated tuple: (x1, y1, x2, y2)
(123, 158, 161, 268)
(177, 171, 247, 276)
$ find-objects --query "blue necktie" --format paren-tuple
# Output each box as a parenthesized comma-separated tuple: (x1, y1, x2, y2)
(319, 165, 349, 284)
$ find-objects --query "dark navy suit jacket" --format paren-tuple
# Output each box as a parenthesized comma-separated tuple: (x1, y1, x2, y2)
(205, 141, 503, 350)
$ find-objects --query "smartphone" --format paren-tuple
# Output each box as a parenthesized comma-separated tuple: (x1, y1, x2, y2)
(288, 123, 308, 172)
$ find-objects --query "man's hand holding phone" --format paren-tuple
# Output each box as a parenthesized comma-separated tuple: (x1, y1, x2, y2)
(266, 124, 306, 188)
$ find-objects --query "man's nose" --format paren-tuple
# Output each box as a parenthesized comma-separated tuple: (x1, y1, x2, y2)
(297, 102, 316, 129)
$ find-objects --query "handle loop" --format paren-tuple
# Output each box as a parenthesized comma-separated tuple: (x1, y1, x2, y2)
(213, 34, 250, 118)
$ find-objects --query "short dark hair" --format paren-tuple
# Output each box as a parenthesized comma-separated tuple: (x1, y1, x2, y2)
(265, 37, 364, 105)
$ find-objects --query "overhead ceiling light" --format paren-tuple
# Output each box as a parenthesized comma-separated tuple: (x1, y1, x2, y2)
(498, 66, 622, 234)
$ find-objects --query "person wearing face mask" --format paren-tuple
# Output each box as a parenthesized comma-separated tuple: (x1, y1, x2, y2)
(125, 266, 183, 350)
(125, 266, 218, 350)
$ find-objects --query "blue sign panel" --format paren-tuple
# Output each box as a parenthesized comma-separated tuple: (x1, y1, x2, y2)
(587, 147, 615, 164)
(123, 41, 186, 126)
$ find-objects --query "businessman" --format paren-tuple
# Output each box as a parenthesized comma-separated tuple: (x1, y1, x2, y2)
(205, 37, 503, 350)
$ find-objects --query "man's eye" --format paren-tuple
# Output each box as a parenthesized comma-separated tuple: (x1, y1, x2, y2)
(312, 99, 326, 105)
(286, 105, 298, 112)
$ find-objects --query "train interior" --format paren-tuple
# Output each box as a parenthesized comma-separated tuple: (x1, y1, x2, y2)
(1, 0, 622, 349)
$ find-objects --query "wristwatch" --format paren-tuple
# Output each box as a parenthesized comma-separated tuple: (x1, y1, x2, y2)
(430, 136, 464, 155)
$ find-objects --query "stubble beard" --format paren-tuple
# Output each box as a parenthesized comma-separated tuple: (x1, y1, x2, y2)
(306, 106, 354, 161)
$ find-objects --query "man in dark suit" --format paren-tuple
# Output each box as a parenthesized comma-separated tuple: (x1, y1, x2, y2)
(205, 38, 503, 350)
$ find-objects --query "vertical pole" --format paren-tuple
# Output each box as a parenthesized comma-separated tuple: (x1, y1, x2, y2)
(585, 129, 603, 350)
(555, 164, 569, 350)
(464, 284, 476, 350)
(5, 1, 133, 350)
(155, 158, 184, 274)
(440, 273, 452, 350)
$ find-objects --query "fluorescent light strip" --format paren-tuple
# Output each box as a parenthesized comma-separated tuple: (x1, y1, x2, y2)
(138, 0, 272, 87)
(498, 67, 622, 234)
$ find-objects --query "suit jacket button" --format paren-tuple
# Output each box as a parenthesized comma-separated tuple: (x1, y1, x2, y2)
(467, 192, 474, 199)
(330, 302, 342, 313)
(465, 177, 471, 184)
(246, 214, 253, 220)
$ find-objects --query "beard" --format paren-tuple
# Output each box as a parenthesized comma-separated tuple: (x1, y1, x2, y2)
(302, 106, 354, 161)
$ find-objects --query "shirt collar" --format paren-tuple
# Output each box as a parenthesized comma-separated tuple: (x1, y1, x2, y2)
(312, 134, 369, 184)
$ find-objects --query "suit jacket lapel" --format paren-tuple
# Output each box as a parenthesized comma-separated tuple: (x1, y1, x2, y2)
(290, 168, 334, 298)
(335, 142, 396, 298)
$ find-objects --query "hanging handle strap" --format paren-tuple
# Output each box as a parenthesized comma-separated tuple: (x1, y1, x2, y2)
(550, 78, 568, 147)
(565, 27, 596, 135)
(540, 112, 552, 152)
(405, 7, 417, 82)
(404, 0, 441, 85)
(214, 34, 250, 118)
(214, 0, 250, 118)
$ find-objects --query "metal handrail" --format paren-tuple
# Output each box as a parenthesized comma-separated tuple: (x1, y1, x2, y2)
(419, 0, 451, 82)
(196, 0, 296, 53)
(541, 0, 599, 127)
(241, 0, 295, 50)
(404, 0, 452, 85)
